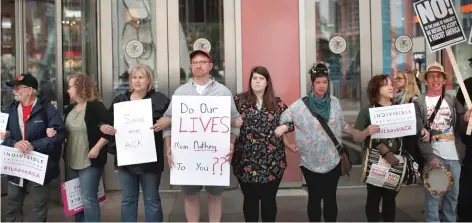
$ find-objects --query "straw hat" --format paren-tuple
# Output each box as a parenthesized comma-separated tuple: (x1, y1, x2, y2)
(418, 61, 451, 82)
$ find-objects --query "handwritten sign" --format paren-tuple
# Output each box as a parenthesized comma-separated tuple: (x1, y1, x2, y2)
(413, 0, 466, 52)
(0, 145, 48, 185)
(170, 96, 231, 186)
(369, 104, 417, 139)
(60, 178, 106, 217)
(0, 113, 8, 144)
(114, 99, 157, 166)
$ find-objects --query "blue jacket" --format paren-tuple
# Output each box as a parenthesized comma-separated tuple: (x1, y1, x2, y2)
(2, 97, 66, 185)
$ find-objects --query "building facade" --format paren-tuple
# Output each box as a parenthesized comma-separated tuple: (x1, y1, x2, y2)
(1, 0, 472, 191)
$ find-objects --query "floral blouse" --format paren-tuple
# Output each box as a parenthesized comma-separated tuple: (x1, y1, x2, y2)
(280, 96, 343, 174)
(232, 94, 294, 184)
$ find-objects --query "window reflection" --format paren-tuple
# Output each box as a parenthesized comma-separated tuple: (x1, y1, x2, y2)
(25, 0, 57, 105)
(179, 0, 225, 85)
(112, 0, 157, 96)
(1, 0, 15, 112)
(315, 0, 360, 117)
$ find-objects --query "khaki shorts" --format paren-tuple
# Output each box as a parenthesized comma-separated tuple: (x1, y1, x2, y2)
(182, 185, 225, 196)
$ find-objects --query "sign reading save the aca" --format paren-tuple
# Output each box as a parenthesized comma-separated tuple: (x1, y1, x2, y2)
(413, 0, 466, 52)
(170, 96, 231, 186)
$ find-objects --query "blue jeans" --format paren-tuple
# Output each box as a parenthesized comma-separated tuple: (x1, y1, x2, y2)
(424, 158, 461, 222)
(66, 166, 103, 222)
(118, 168, 163, 222)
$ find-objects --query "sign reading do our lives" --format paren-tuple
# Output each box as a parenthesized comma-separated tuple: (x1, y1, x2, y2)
(413, 0, 466, 52)
(170, 96, 231, 186)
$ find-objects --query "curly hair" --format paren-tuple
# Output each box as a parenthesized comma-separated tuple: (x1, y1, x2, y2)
(367, 74, 392, 105)
(68, 74, 101, 101)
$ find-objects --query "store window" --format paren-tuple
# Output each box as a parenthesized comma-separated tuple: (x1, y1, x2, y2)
(112, 0, 157, 97)
(62, 0, 98, 106)
(25, 0, 58, 106)
(314, 0, 361, 119)
(179, 0, 225, 85)
(1, 0, 15, 112)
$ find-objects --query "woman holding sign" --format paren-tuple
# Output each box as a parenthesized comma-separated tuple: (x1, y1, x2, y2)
(99, 64, 170, 222)
(352, 74, 405, 222)
(232, 66, 295, 222)
(279, 63, 353, 222)
(63, 74, 113, 222)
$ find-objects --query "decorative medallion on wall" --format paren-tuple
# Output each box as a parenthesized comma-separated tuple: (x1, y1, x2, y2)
(125, 40, 144, 58)
(193, 38, 212, 52)
(329, 36, 347, 54)
(395, 35, 413, 53)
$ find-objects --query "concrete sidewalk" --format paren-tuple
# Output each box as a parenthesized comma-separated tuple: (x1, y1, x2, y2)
(1, 185, 425, 222)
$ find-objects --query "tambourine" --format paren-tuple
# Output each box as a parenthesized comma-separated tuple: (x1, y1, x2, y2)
(423, 165, 454, 196)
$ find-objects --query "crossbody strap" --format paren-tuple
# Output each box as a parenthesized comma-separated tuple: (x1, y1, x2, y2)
(426, 93, 444, 130)
(302, 97, 343, 155)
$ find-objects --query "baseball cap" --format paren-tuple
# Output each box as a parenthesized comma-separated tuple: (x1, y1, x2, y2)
(5, 73, 39, 90)
(189, 50, 212, 62)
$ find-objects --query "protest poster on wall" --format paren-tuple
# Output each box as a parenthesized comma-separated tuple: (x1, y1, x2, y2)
(0, 113, 8, 144)
(170, 96, 231, 186)
(413, 0, 466, 52)
(369, 104, 417, 139)
(0, 145, 48, 185)
(61, 178, 107, 217)
(114, 98, 157, 166)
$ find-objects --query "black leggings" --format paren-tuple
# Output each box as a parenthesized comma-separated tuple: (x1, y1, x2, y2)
(301, 163, 341, 222)
(365, 184, 398, 222)
(458, 165, 472, 222)
(239, 178, 282, 222)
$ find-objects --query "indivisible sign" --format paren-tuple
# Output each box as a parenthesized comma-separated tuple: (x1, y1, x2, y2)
(61, 178, 107, 217)
(0, 113, 8, 144)
(413, 0, 466, 52)
(170, 96, 231, 186)
(329, 36, 347, 54)
(114, 99, 157, 166)
(395, 35, 413, 53)
(369, 104, 417, 139)
(0, 145, 49, 185)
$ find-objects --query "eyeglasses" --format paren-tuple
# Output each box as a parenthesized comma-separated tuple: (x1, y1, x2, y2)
(395, 77, 405, 81)
(13, 86, 29, 91)
(191, 61, 210, 66)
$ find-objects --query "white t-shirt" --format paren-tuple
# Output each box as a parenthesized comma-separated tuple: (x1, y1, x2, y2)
(195, 82, 210, 95)
(425, 96, 459, 160)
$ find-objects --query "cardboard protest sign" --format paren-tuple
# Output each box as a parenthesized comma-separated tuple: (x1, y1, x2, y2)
(170, 96, 231, 186)
(0, 145, 49, 185)
(413, 0, 466, 52)
(369, 104, 417, 139)
(61, 178, 107, 217)
(114, 99, 157, 166)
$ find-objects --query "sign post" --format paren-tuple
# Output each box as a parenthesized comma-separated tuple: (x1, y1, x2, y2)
(414, 0, 472, 135)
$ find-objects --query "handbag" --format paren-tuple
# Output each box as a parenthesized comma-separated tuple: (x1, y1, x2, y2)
(302, 97, 352, 176)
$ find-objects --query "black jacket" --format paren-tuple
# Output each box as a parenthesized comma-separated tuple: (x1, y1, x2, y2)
(109, 89, 170, 173)
(2, 97, 66, 185)
(63, 100, 113, 168)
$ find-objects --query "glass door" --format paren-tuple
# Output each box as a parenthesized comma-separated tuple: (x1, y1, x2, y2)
(1, 0, 16, 112)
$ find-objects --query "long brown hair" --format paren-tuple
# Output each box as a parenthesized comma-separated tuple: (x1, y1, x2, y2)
(68, 74, 101, 101)
(367, 74, 392, 105)
(242, 66, 278, 111)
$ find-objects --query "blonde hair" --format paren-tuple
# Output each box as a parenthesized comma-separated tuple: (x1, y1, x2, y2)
(128, 64, 153, 92)
(397, 71, 420, 103)
(68, 74, 101, 101)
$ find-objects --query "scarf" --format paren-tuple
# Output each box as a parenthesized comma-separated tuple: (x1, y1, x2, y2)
(394, 90, 405, 104)
(307, 89, 331, 121)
